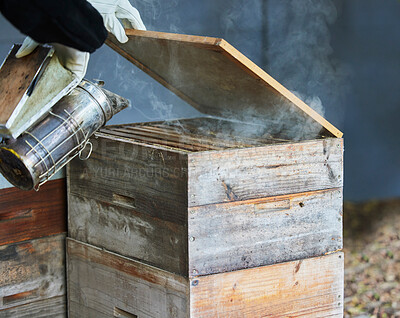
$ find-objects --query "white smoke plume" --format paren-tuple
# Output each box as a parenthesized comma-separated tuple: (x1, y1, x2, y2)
(265, 0, 348, 124)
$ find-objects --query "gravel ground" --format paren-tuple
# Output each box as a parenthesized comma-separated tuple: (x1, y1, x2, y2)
(344, 199, 400, 317)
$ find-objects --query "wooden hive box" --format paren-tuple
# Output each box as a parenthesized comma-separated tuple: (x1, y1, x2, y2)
(67, 238, 344, 317)
(67, 30, 344, 317)
(0, 179, 67, 317)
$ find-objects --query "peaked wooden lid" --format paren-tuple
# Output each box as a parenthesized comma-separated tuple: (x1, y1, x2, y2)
(107, 30, 342, 138)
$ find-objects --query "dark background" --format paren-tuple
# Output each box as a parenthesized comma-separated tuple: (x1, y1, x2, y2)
(0, 0, 399, 201)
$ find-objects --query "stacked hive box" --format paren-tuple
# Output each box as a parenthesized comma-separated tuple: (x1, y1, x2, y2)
(0, 179, 67, 317)
(67, 30, 344, 317)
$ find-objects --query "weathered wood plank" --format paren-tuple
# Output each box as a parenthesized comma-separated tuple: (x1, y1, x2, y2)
(0, 234, 66, 310)
(67, 238, 189, 318)
(188, 188, 343, 276)
(188, 138, 343, 206)
(104, 117, 297, 150)
(69, 134, 343, 213)
(67, 239, 343, 317)
(69, 188, 343, 278)
(0, 295, 66, 317)
(67, 136, 189, 225)
(190, 252, 344, 317)
(0, 178, 67, 246)
(68, 194, 188, 276)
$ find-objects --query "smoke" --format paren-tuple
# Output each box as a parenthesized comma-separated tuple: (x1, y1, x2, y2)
(210, 0, 348, 141)
(132, 0, 183, 33)
(265, 0, 348, 130)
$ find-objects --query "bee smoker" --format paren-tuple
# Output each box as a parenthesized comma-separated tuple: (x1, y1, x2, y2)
(0, 80, 129, 191)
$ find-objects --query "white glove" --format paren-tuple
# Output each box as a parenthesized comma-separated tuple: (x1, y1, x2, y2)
(87, 0, 146, 43)
(16, 37, 89, 81)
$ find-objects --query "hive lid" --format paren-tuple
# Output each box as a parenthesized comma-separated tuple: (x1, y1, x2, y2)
(0, 44, 79, 138)
(107, 30, 342, 139)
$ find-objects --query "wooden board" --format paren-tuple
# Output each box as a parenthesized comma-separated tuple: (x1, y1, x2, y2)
(106, 30, 342, 139)
(190, 252, 344, 317)
(188, 137, 343, 206)
(100, 117, 304, 152)
(0, 234, 66, 310)
(68, 193, 188, 275)
(67, 239, 343, 317)
(0, 178, 67, 246)
(68, 188, 342, 277)
(188, 188, 343, 276)
(67, 238, 189, 318)
(67, 135, 189, 226)
(0, 296, 66, 318)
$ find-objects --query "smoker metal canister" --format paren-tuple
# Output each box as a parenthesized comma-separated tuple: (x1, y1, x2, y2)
(0, 80, 129, 191)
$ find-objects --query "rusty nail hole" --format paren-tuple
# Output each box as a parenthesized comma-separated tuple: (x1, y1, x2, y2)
(299, 202, 305, 207)
(192, 280, 199, 286)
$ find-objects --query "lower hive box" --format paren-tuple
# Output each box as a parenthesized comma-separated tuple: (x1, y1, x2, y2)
(67, 238, 344, 317)
(0, 179, 67, 317)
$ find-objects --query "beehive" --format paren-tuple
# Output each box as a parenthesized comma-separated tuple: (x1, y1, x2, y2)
(0, 179, 67, 317)
(67, 30, 344, 317)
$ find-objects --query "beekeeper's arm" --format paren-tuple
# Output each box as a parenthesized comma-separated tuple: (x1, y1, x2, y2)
(0, 0, 145, 80)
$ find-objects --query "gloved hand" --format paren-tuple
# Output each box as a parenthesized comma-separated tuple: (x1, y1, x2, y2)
(16, 37, 89, 81)
(87, 0, 146, 43)
(14, 1, 145, 80)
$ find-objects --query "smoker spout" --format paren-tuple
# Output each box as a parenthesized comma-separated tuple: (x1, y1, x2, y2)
(101, 87, 131, 118)
(0, 80, 129, 191)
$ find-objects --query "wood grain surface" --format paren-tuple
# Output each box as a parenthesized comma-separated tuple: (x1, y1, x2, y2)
(106, 30, 342, 139)
(190, 252, 344, 317)
(0, 234, 66, 310)
(188, 188, 343, 276)
(0, 296, 66, 318)
(0, 178, 67, 246)
(67, 135, 189, 225)
(188, 138, 343, 206)
(101, 117, 299, 152)
(67, 238, 189, 318)
(68, 193, 188, 276)
(69, 131, 343, 211)
(67, 239, 343, 317)
(68, 188, 342, 278)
